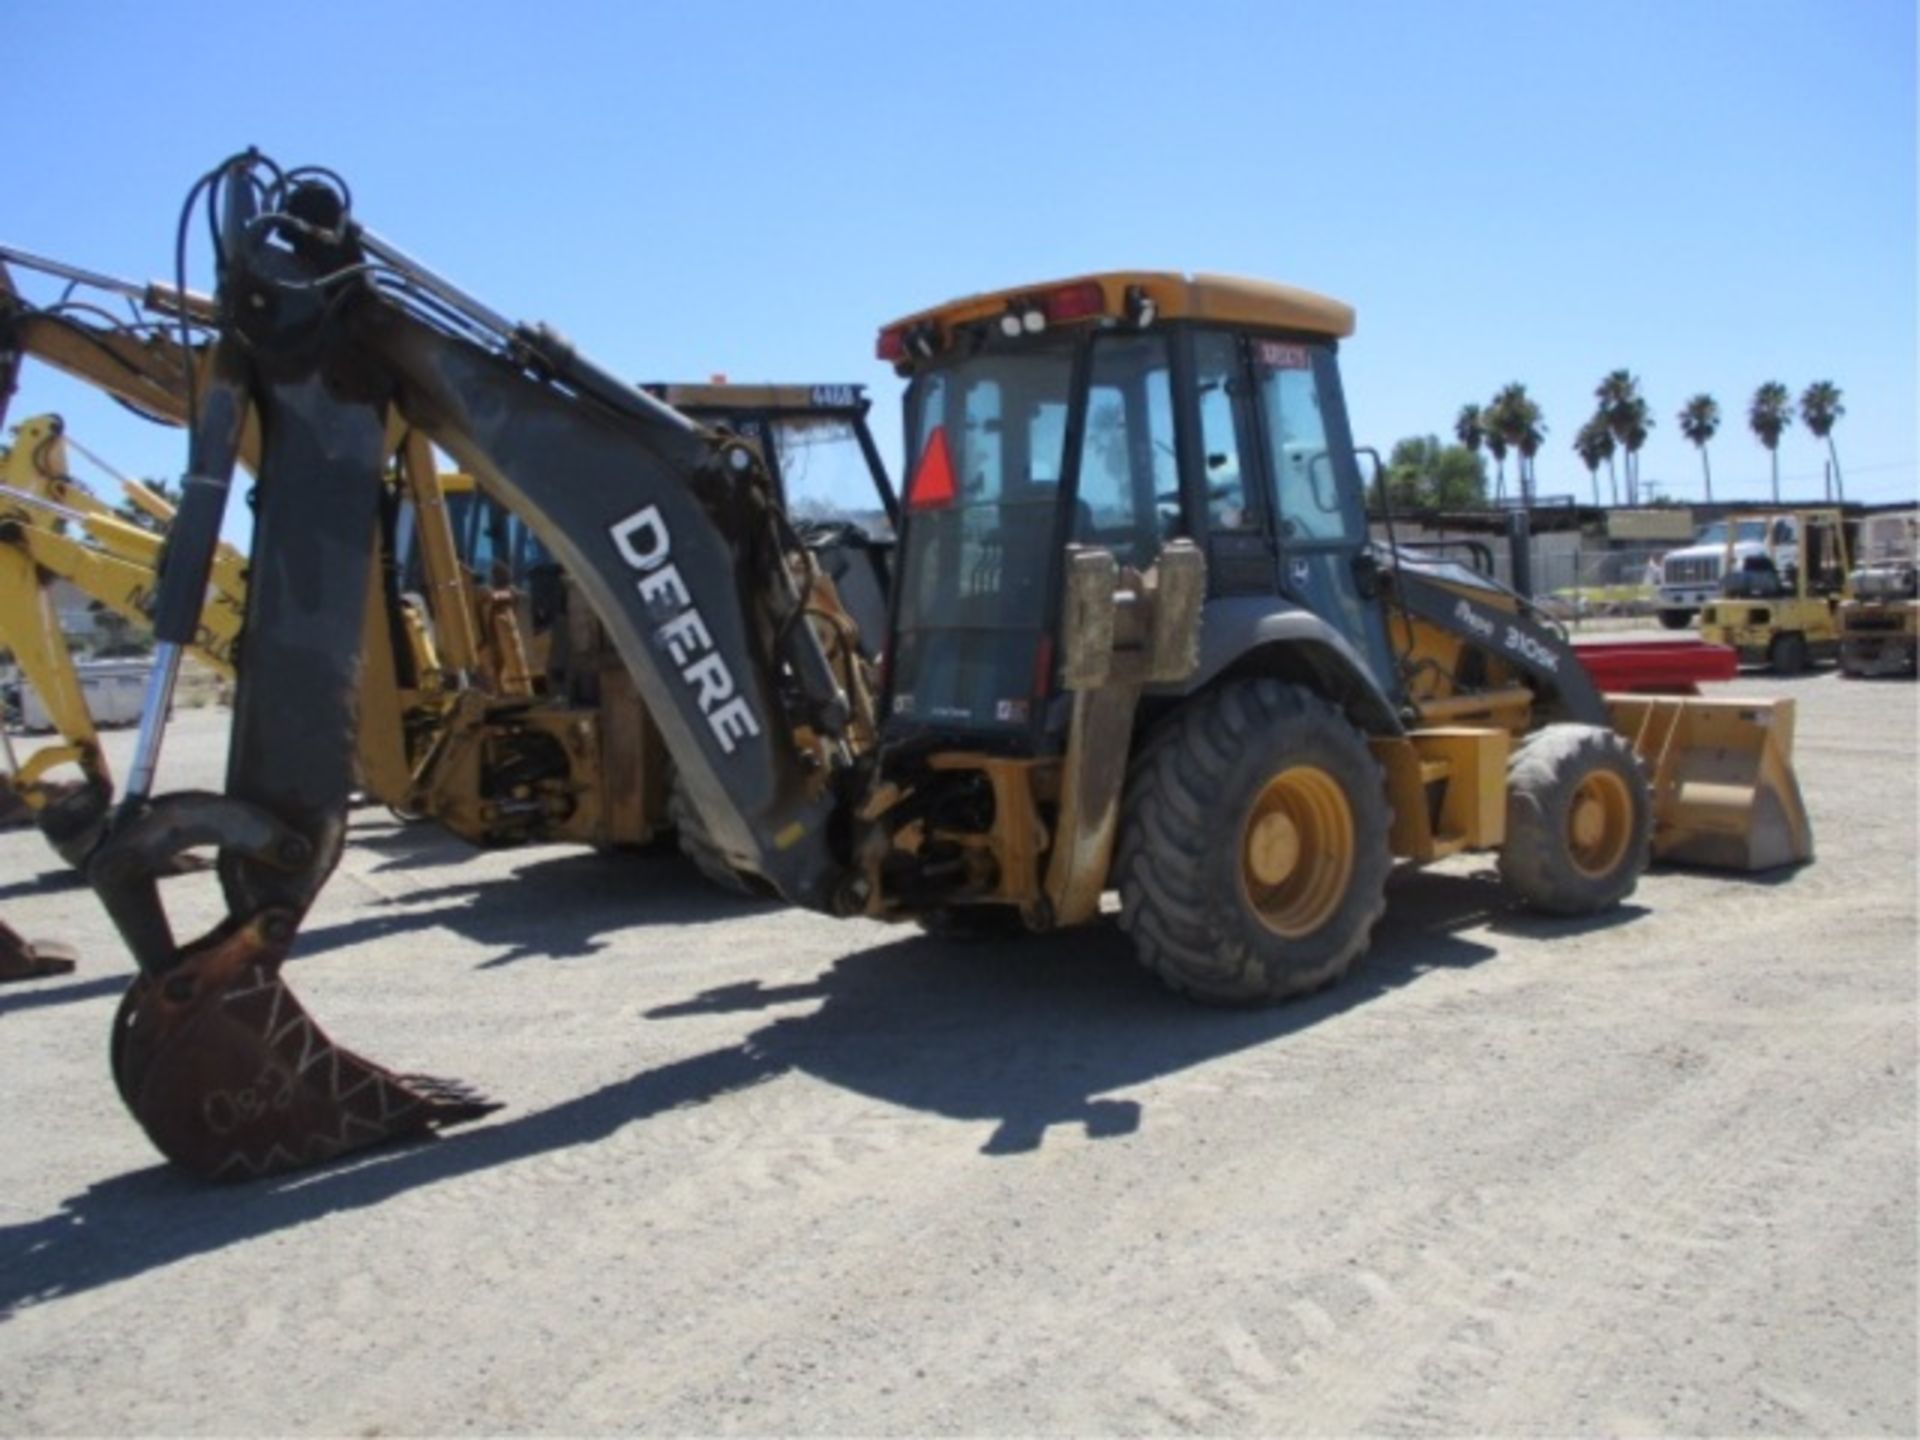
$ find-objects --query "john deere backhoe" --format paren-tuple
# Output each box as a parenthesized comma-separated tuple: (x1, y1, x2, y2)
(78, 153, 1811, 1180)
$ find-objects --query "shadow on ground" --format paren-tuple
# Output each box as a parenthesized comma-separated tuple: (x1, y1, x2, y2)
(0, 864, 1641, 1318)
(0, 973, 127, 1018)
(298, 847, 780, 967)
(0, 867, 90, 904)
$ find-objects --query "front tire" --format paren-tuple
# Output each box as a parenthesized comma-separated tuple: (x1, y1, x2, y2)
(1769, 631, 1810, 675)
(1115, 680, 1391, 1005)
(1657, 609, 1695, 631)
(1498, 724, 1651, 915)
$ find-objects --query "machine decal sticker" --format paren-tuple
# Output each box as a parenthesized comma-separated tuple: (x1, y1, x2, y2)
(1453, 598, 1496, 641)
(1453, 597, 1561, 674)
(1503, 625, 1562, 673)
(608, 503, 764, 754)
(1254, 341, 1311, 371)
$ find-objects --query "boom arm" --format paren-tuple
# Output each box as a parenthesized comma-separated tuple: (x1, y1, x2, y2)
(364, 307, 853, 905)
(82, 153, 866, 1178)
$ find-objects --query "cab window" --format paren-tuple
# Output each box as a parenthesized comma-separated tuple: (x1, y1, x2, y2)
(1252, 341, 1351, 542)
(1192, 332, 1254, 531)
(1079, 334, 1177, 568)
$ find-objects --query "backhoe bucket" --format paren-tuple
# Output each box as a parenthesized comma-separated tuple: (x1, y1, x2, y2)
(1, 920, 76, 982)
(110, 913, 496, 1181)
(1607, 695, 1813, 872)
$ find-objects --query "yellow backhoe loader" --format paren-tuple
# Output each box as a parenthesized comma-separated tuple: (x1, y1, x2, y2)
(0, 413, 243, 865)
(377, 383, 894, 858)
(65, 155, 1813, 1180)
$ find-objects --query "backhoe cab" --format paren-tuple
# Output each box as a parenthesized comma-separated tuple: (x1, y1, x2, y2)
(867, 273, 1808, 998)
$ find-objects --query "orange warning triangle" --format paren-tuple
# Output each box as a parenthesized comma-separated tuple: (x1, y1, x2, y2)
(908, 425, 956, 509)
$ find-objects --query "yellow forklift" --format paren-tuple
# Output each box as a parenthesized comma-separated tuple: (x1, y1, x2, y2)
(1698, 508, 1852, 674)
(1839, 515, 1917, 678)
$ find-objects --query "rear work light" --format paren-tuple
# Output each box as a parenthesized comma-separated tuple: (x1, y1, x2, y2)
(876, 322, 941, 364)
(1043, 280, 1107, 324)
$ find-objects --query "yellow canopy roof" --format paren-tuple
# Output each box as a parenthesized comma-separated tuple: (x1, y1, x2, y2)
(881, 270, 1355, 340)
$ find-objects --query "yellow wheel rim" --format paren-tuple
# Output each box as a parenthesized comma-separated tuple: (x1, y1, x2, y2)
(1240, 766, 1354, 939)
(1567, 769, 1634, 878)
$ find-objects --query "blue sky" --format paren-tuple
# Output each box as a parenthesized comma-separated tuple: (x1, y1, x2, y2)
(7, 0, 1914, 519)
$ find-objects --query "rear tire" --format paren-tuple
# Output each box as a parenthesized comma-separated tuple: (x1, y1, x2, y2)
(1657, 609, 1694, 631)
(1115, 680, 1391, 1005)
(1769, 631, 1810, 675)
(1498, 724, 1651, 915)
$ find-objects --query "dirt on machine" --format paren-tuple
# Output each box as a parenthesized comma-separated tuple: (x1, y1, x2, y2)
(49, 152, 1814, 1181)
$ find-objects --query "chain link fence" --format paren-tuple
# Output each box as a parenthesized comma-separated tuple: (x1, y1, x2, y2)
(1386, 525, 1672, 629)
(1523, 541, 1668, 626)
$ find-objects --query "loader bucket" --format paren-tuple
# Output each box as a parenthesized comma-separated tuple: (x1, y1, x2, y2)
(1606, 695, 1813, 872)
(109, 913, 496, 1181)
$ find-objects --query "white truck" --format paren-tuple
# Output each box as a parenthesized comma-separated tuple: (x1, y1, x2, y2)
(1653, 516, 1798, 629)
(16, 658, 151, 733)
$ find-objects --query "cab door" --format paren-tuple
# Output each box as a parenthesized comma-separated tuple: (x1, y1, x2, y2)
(1244, 338, 1398, 690)
(1185, 330, 1276, 595)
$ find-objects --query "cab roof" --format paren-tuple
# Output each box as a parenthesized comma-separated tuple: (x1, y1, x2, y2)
(640, 382, 867, 414)
(881, 270, 1356, 340)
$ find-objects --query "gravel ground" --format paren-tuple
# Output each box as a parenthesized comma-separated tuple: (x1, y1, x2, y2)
(1, 662, 1914, 1435)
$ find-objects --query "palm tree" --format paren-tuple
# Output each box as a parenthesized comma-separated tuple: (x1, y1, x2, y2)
(1748, 382, 1795, 503)
(1595, 369, 1650, 503)
(1799, 381, 1845, 501)
(1677, 394, 1720, 503)
(1514, 397, 1547, 506)
(1574, 416, 1615, 507)
(1454, 404, 1485, 461)
(1484, 383, 1545, 504)
(1618, 398, 1652, 506)
(1483, 427, 1510, 503)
